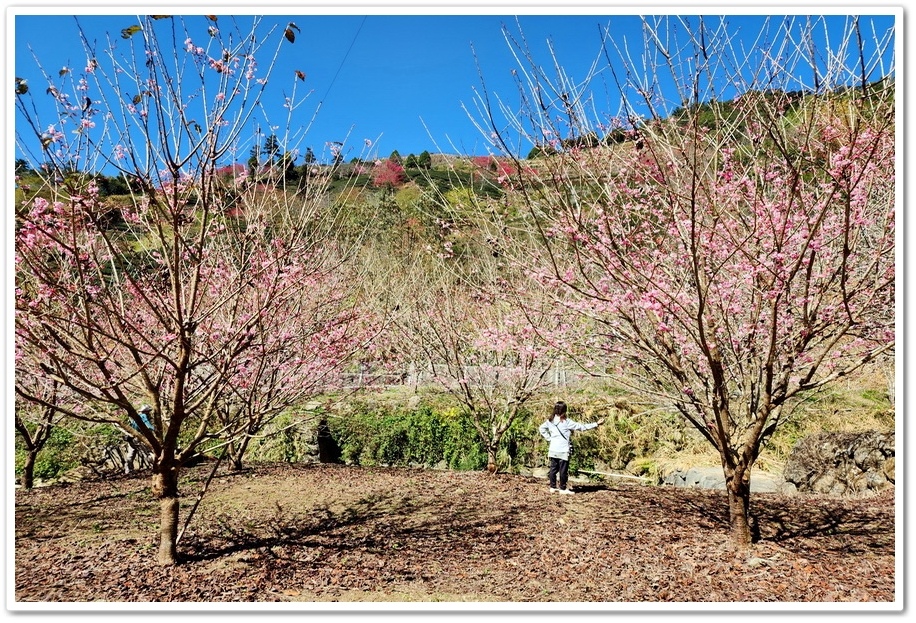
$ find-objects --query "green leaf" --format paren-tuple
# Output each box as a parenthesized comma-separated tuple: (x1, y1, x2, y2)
(121, 24, 142, 39)
(58, 67, 70, 77)
(150, 15, 171, 20)
(15, 77, 28, 95)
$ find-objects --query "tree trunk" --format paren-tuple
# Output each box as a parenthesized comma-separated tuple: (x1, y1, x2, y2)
(228, 443, 245, 471)
(725, 468, 753, 549)
(231, 431, 257, 470)
(228, 433, 257, 471)
(486, 445, 498, 473)
(20, 451, 37, 489)
(152, 465, 180, 565)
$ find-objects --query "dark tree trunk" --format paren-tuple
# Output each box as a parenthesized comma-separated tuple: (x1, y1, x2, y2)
(229, 434, 254, 471)
(152, 463, 181, 565)
(158, 495, 180, 565)
(227, 445, 245, 472)
(20, 451, 37, 489)
(724, 466, 753, 549)
(486, 444, 498, 474)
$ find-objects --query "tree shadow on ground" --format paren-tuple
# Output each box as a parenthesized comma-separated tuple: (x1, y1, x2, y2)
(616, 486, 895, 556)
(179, 489, 534, 567)
(755, 500, 894, 553)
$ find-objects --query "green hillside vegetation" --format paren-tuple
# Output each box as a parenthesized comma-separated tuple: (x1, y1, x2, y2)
(16, 361, 893, 483)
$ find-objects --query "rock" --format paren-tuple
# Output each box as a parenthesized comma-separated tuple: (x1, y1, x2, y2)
(662, 469, 686, 487)
(662, 466, 790, 494)
(779, 481, 798, 496)
(784, 431, 894, 497)
(685, 467, 725, 490)
(882, 457, 895, 483)
(56, 465, 98, 484)
(406, 394, 423, 409)
(531, 467, 549, 479)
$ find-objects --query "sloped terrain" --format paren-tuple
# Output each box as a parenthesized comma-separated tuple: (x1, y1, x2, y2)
(13, 463, 895, 605)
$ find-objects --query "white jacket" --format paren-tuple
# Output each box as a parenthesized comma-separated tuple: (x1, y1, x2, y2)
(538, 416, 598, 460)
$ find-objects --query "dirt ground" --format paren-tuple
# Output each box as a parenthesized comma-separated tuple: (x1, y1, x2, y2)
(12, 462, 897, 607)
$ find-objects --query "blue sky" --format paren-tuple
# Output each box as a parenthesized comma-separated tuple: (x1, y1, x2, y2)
(12, 9, 897, 168)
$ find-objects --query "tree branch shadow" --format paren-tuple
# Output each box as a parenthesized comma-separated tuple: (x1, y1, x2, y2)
(607, 486, 893, 556)
(179, 489, 534, 566)
(677, 490, 892, 554)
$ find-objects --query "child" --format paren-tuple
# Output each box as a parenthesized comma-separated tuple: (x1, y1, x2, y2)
(538, 401, 604, 494)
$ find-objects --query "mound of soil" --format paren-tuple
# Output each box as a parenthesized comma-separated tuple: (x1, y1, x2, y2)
(13, 463, 896, 605)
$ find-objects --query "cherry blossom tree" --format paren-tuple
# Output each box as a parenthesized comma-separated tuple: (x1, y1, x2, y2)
(470, 16, 896, 546)
(14, 15, 369, 564)
(391, 245, 571, 473)
(372, 158, 407, 190)
(212, 257, 374, 470)
(14, 336, 69, 489)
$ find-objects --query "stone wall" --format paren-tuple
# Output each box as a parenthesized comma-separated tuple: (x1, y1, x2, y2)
(662, 466, 796, 495)
(657, 430, 894, 498)
(783, 431, 894, 497)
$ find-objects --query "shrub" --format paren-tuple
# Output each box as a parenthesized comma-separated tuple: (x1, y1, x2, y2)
(327, 401, 491, 470)
(15, 426, 80, 482)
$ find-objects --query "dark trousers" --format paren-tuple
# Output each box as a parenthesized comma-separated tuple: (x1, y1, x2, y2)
(548, 457, 570, 489)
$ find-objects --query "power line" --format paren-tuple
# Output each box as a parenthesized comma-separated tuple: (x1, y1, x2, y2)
(319, 15, 367, 107)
